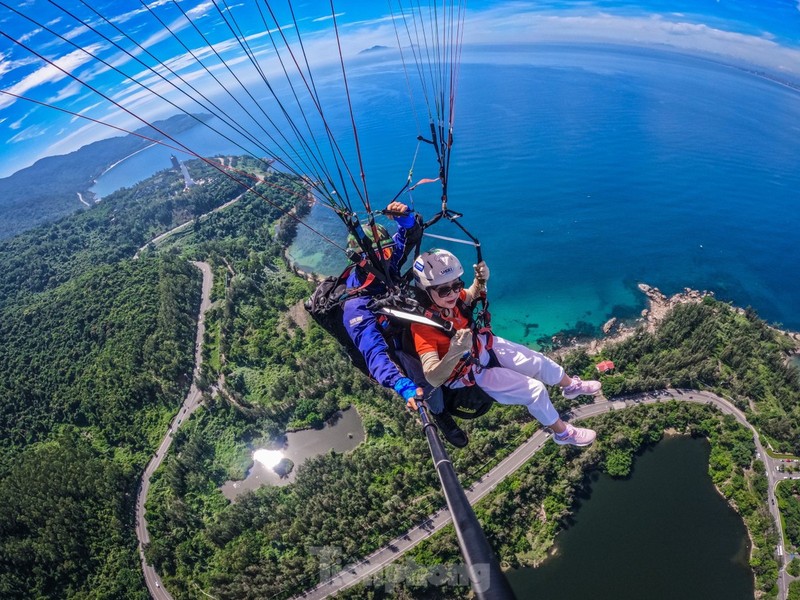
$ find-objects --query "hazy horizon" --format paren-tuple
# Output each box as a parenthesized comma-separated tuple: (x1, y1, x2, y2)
(1, 0, 799, 178)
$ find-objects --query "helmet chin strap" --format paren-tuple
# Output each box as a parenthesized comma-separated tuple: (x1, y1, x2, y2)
(429, 292, 453, 315)
(426, 289, 438, 306)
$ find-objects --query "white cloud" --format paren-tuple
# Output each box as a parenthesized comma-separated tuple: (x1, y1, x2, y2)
(186, 1, 215, 20)
(0, 43, 105, 110)
(109, 0, 174, 25)
(108, 0, 212, 28)
(458, 7, 800, 76)
(134, 4, 208, 53)
(9, 106, 40, 130)
(68, 101, 104, 123)
(62, 24, 89, 42)
(222, 2, 245, 14)
(342, 14, 402, 29)
(103, 18, 303, 114)
(8, 123, 48, 143)
(313, 13, 345, 23)
(0, 51, 38, 79)
(18, 27, 42, 44)
(47, 79, 85, 103)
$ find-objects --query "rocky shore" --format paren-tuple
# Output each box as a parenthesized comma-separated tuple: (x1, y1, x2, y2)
(585, 283, 800, 358)
(623, 283, 713, 334)
(556, 283, 716, 357)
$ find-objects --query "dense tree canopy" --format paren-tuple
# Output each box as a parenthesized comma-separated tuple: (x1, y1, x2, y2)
(592, 299, 800, 453)
(0, 431, 146, 599)
(1, 151, 797, 600)
(0, 156, 300, 598)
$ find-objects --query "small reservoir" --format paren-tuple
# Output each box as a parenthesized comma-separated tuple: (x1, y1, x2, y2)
(507, 436, 753, 599)
(221, 406, 365, 499)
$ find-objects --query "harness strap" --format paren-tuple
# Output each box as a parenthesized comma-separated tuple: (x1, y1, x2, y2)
(443, 305, 497, 387)
(355, 271, 376, 291)
(331, 265, 377, 306)
(445, 353, 477, 387)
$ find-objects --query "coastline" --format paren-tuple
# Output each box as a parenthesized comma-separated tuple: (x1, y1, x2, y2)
(282, 188, 322, 283)
(555, 282, 800, 360)
(284, 254, 800, 360)
(593, 283, 715, 349)
(276, 222, 792, 597)
(98, 142, 158, 177)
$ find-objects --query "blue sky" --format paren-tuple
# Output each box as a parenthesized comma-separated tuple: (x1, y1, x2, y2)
(1, 0, 799, 178)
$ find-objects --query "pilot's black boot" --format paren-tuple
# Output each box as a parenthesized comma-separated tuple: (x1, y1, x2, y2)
(433, 410, 468, 448)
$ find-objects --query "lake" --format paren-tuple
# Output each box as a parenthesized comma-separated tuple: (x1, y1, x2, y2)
(220, 406, 365, 499)
(507, 435, 753, 599)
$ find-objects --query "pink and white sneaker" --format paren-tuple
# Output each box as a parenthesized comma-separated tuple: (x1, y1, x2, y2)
(553, 424, 596, 447)
(562, 376, 602, 400)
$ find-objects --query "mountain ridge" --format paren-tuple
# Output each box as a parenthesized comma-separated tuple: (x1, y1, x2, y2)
(0, 113, 211, 240)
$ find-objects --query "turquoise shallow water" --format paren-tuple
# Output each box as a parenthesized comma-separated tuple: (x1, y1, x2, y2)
(93, 44, 800, 345)
(291, 45, 800, 344)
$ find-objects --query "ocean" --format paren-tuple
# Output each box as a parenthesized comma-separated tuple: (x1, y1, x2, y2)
(92, 44, 800, 346)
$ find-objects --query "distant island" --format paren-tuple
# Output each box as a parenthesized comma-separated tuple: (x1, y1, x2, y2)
(0, 113, 212, 240)
(359, 45, 391, 54)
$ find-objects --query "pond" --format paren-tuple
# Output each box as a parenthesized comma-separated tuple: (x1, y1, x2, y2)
(507, 435, 754, 600)
(220, 406, 365, 500)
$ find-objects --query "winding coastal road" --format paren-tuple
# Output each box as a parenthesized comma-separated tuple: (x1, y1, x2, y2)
(133, 173, 259, 259)
(132, 260, 792, 599)
(135, 261, 213, 600)
(294, 389, 790, 600)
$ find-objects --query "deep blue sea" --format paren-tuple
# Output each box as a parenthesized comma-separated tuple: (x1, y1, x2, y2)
(92, 44, 800, 346)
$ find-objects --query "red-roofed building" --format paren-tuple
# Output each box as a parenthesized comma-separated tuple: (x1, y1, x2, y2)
(596, 360, 615, 373)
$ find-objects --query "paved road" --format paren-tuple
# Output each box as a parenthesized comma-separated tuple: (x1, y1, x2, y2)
(135, 261, 213, 600)
(764, 451, 800, 595)
(133, 180, 258, 259)
(129, 275, 791, 600)
(295, 388, 789, 600)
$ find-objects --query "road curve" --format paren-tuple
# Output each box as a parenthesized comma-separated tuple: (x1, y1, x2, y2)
(135, 261, 213, 600)
(295, 388, 788, 600)
(133, 183, 259, 259)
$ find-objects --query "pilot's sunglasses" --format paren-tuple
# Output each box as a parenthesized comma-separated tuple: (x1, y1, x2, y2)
(431, 278, 464, 298)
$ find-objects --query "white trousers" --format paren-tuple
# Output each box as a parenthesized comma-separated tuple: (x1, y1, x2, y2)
(450, 334, 563, 427)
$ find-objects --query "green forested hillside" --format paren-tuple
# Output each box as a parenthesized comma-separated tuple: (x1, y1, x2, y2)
(0, 254, 200, 598)
(0, 156, 280, 309)
(0, 257, 198, 467)
(145, 291, 796, 599)
(0, 113, 210, 240)
(588, 300, 800, 452)
(0, 156, 302, 598)
(0, 431, 145, 599)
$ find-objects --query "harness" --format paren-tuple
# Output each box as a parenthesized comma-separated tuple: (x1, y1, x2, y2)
(306, 210, 498, 419)
(417, 294, 498, 388)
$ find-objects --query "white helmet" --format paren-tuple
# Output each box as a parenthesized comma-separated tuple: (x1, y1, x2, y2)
(413, 249, 464, 289)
